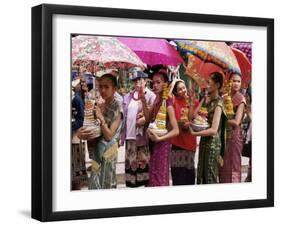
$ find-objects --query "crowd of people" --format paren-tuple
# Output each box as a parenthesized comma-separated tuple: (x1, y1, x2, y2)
(71, 66, 252, 190)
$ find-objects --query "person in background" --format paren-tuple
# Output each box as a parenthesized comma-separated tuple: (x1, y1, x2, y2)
(120, 70, 156, 187)
(169, 79, 199, 185)
(190, 72, 226, 184)
(219, 73, 246, 183)
(244, 93, 252, 182)
(140, 69, 179, 186)
(78, 72, 122, 189)
(71, 79, 87, 190)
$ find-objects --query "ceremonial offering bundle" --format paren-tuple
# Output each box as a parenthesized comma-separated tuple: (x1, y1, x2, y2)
(224, 80, 235, 117)
(149, 83, 169, 136)
(83, 98, 101, 138)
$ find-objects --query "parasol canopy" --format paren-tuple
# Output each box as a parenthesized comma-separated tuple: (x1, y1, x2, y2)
(231, 47, 252, 85)
(230, 42, 252, 63)
(72, 35, 145, 72)
(174, 40, 241, 75)
(118, 37, 183, 66)
(184, 54, 224, 88)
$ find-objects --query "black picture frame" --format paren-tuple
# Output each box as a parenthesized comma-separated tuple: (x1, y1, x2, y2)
(31, 3, 274, 222)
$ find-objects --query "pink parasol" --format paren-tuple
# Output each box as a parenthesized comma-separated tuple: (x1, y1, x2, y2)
(118, 37, 183, 66)
(72, 35, 145, 72)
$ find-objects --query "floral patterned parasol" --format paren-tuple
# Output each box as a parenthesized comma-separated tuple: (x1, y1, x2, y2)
(72, 35, 145, 72)
(174, 40, 241, 76)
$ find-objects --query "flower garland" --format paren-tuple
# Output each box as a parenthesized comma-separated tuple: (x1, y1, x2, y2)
(162, 83, 169, 100)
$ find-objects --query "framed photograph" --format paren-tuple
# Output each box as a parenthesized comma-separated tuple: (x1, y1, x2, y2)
(32, 4, 274, 221)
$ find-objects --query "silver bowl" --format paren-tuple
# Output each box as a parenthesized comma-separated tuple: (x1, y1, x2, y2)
(149, 128, 168, 137)
(190, 122, 209, 132)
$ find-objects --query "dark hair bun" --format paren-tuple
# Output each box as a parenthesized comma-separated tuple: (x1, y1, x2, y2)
(144, 64, 168, 76)
(210, 72, 224, 90)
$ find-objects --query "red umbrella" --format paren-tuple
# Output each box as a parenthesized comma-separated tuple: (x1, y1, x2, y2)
(231, 47, 251, 84)
(185, 54, 224, 88)
(230, 42, 252, 63)
(118, 37, 183, 66)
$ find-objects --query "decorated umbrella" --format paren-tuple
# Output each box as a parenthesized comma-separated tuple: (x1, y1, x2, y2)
(72, 35, 145, 72)
(118, 37, 183, 66)
(230, 42, 252, 63)
(184, 54, 224, 88)
(174, 40, 241, 76)
(231, 47, 252, 85)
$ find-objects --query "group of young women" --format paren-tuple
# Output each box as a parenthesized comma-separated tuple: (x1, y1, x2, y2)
(72, 67, 251, 190)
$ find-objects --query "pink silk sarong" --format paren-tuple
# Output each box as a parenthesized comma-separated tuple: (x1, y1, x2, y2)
(219, 92, 246, 183)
